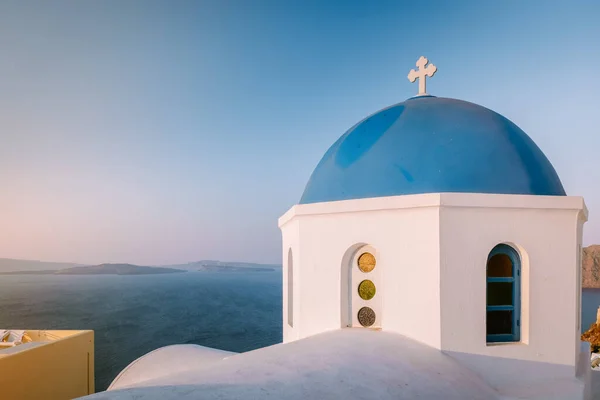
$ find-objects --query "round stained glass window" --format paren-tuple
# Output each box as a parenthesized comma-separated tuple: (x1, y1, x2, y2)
(358, 280, 376, 300)
(357, 252, 376, 273)
(357, 307, 376, 327)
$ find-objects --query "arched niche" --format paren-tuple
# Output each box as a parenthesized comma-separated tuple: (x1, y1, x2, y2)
(340, 244, 382, 329)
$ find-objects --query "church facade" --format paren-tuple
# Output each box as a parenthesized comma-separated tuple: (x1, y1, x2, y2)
(82, 57, 598, 400)
(280, 192, 588, 395)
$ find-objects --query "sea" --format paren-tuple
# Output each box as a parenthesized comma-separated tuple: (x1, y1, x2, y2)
(0, 271, 282, 391)
(0, 272, 599, 392)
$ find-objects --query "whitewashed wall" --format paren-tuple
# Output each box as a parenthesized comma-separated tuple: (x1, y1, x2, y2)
(281, 217, 300, 342)
(280, 194, 442, 346)
(279, 193, 587, 369)
(438, 193, 586, 369)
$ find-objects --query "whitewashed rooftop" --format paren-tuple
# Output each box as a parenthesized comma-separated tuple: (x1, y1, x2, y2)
(82, 329, 502, 400)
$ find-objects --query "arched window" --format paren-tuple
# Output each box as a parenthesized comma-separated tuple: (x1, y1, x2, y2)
(486, 244, 521, 343)
(287, 248, 293, 328)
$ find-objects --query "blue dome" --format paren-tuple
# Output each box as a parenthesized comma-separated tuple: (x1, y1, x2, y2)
(300, 96, 565, 204)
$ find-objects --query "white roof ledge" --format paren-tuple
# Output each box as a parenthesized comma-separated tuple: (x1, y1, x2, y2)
(279, 193, 587, 227)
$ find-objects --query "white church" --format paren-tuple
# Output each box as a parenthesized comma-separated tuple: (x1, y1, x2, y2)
(82, 57, 599, 400)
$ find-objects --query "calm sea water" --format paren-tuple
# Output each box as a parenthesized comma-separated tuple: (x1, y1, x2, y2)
(0, 271, 282, 391)
(583, 288, 600, 332)
(1, 273, 599, 393)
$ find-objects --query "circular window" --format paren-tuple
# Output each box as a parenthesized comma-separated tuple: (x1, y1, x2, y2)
(357, 252, 376, 273)
(357, 307, 376, 327)
(358, 280, 376, 300)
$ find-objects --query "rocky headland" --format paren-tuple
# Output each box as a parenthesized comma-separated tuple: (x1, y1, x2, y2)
(583, 245, 600, 289)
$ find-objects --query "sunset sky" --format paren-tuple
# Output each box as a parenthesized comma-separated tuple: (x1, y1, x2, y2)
(1, 1, 599, 265)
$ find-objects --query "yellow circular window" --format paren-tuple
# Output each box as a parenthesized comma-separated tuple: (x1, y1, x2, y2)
(358, 280, 376, 300)
(357, 252, 376, 273)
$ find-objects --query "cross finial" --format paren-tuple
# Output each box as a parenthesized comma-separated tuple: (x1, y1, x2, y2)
(407, 56, 437, 96)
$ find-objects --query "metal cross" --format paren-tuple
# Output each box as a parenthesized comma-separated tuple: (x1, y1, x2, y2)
(407, 56, 437, 96)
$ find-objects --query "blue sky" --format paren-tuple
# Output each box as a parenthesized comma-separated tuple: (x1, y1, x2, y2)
(0, 1, 598, 265)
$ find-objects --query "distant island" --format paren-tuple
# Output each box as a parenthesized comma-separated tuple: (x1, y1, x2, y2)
(0, 258, 281, 275)
(195, 265, 274, 272)
(165, 260, 280, 273)
(4, 251, 600, 281)
(57, 264, 185, 275)
(0, 258, 84, 273)
(0, 263, 185, 276)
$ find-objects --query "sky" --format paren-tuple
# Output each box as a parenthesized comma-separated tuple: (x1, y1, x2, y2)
(0, 1, 599, 266)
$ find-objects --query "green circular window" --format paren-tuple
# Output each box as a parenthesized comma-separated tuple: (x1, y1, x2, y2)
(358, 280, 376, 300)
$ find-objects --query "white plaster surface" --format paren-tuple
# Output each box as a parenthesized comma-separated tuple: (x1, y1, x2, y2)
(281, 217, 300, 342)
(80, 329, 501, 400)
(82, 329, 595, 400)
(108, 344, 235, 391)
(276, 192, 593, 398)
(279, 193, 586, 356)
(439, 203, 585, 375)
(280, 194, 442, 346)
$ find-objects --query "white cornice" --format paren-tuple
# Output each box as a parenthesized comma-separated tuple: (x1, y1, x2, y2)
(278, 193, 587, 228)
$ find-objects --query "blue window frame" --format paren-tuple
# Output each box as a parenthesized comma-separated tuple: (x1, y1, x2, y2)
(486, 244, 521, 343)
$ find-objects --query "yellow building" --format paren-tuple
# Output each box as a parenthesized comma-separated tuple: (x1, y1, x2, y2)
(0, 330, 94, 400)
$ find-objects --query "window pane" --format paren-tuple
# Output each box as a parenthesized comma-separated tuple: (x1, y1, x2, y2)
(358, 280, 376, 300)
(487, 310, 513, 335)
(487, 253, 513, 277)
(487, 282, 513, 306)
(358, 252, 376, 273)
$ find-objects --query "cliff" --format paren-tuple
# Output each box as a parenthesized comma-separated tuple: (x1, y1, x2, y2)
(583, 245, 600, 289)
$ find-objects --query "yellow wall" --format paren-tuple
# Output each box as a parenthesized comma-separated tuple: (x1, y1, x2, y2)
(0, 330, 94, 400)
